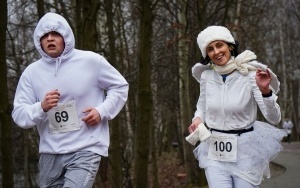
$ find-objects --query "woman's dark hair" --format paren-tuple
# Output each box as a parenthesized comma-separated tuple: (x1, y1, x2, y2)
(200, 56, 211, 65)
(200, 40, 239, 65)
(229, 40, 239, 57)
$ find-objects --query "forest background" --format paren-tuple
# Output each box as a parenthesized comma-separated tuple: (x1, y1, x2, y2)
(1, 0, 300, 188)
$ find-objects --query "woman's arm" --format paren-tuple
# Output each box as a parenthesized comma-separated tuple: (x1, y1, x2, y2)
(252, 70, 281, 124)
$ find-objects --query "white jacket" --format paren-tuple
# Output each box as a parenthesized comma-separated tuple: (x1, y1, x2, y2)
(193, 69, 281, 130)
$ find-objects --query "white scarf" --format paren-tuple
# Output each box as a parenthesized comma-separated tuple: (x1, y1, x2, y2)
(191, 50, 280, 94)
(214, 50, 257, 75)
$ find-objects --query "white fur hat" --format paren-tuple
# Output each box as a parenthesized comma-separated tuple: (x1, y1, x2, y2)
(197, 26, 235, 58)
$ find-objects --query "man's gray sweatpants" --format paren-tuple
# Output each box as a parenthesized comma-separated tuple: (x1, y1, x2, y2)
(39, 151, 101, 188)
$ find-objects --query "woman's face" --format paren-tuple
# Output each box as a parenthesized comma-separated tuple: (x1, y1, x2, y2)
(206, 40, 231, 66)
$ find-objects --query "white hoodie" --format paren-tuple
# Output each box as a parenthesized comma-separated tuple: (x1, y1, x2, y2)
(12, 12, 129, 156)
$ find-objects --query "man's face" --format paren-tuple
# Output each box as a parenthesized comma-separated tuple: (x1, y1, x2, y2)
(40, 31, 65, 58)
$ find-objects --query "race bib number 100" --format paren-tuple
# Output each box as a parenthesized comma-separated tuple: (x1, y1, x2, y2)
(208, 134, 237, 162)
(47, 101, 81, 134)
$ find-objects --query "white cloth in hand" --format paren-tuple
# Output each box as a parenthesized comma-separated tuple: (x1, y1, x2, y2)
(185, 123, 211, 145)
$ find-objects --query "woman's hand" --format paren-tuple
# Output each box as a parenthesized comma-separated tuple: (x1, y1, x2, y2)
(256, 68, 271, 94)
(188, 117, 202, 133)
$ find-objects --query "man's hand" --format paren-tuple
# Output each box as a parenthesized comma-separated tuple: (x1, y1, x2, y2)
(41, 89, 60, 112)
(82, 107, 101, 126)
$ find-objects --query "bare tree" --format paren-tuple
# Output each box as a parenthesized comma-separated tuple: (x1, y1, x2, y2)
(134, 0, 157, 187)
(103, 0, 122, 187)
(177, 0, 195, 185)
(37, 0, 45, 18)
(0, 0, 14, 187)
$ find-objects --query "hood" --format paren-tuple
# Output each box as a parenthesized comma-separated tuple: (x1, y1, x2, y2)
(33, 12, 75, 63)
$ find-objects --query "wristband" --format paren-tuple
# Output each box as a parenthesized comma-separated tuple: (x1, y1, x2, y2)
(262, 90, 272, 98)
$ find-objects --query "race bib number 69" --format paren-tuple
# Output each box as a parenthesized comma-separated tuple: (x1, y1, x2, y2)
(47, 101, 81, 134)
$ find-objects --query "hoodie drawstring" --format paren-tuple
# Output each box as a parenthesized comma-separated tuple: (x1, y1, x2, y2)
(55, 57, 62, 76)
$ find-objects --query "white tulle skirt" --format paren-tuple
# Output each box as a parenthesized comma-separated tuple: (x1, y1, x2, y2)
(193, 121, 287, 186)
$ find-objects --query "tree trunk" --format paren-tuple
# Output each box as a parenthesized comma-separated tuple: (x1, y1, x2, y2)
(115, 2, 134, 186)
(104, 0, 122, 187)
(150, 112, 159, 188)
(279, 25, 287, 120)
(81, 0, 100, 50)
(24, 130, 29, 188)
(75, 0, 83, 48)
(0, 0, 14, 187)
(232, 0, 242, 39)
(36, 0, 45, 19)
(196, 0, 209, 186)
(134, 0, 154, 187)
(177, 0, 196, 185)
(76, 0, 100, 50)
